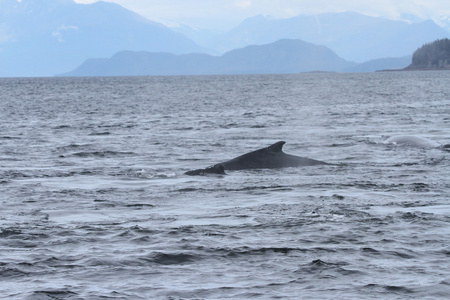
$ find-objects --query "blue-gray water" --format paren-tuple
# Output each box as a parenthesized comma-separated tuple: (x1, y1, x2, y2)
(1, 72, 449, 299)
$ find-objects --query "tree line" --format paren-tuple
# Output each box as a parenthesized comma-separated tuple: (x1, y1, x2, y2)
(408, 38, 450, 69)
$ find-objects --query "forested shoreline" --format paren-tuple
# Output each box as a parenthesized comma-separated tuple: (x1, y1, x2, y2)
(406, 38, 450, 70)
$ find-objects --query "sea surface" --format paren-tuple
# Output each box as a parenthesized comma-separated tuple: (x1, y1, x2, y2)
(0, 72, 449, 299)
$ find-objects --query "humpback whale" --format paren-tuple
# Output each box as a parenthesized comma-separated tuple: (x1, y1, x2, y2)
(184, 164, 226, 176)
(185, 141, 329, 175)
(383, 135, 450, 150)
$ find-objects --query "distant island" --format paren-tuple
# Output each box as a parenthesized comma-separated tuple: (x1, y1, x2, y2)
(58, 39, 358, 77)
(58, 38, 414, 77)
(405, 38, 450, 70)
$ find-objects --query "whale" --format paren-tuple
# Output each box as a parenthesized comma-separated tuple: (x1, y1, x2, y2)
(185, 141, 330, 175)
(184, 163, 226, 176)
(383, 135, 450, 150)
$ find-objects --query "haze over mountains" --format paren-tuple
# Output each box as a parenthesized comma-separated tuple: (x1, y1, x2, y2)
(1, 0, 449, 77)
(179, 12, 450, 63)
(0, 0, 204, 77)
(59, 39, 358, 76)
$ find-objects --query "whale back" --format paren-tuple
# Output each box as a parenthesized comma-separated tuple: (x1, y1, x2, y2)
(184, 141, 329, 175)
(220, 141, 328, 170)
(184, 163, 225, 176)
(384, 136, 441, 148)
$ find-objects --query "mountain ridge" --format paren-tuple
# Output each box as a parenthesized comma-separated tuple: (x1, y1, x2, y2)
(1, 1, 448, 77)
(0, 0, 205, 77)
(179, 12, 450, 62)
(58, 39, 362, 77)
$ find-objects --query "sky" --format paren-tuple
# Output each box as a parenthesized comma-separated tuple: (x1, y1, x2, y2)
(74, 0, 450, 30)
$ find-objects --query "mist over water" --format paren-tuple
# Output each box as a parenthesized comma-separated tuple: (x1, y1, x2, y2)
(1, 72, 449, 299)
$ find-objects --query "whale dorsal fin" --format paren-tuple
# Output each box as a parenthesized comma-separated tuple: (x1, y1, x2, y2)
(267, 141, 286, 152)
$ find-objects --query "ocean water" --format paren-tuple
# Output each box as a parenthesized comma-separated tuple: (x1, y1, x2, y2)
(0, 72, 449, 299)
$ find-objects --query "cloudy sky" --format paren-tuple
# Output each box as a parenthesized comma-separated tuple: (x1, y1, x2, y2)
(74, 0, 450, 29)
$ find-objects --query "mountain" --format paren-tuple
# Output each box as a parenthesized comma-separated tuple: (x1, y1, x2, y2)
(58, 39, 357, 76)
(171, 25, 223, 55)
(346, 56, 412, 72)
(0, 0, 204, 77)
(218, 39, 356, 74)
(182, 12, 450, 63)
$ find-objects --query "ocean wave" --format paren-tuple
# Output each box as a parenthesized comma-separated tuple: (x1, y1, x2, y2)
(61, 151, 136, 158)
